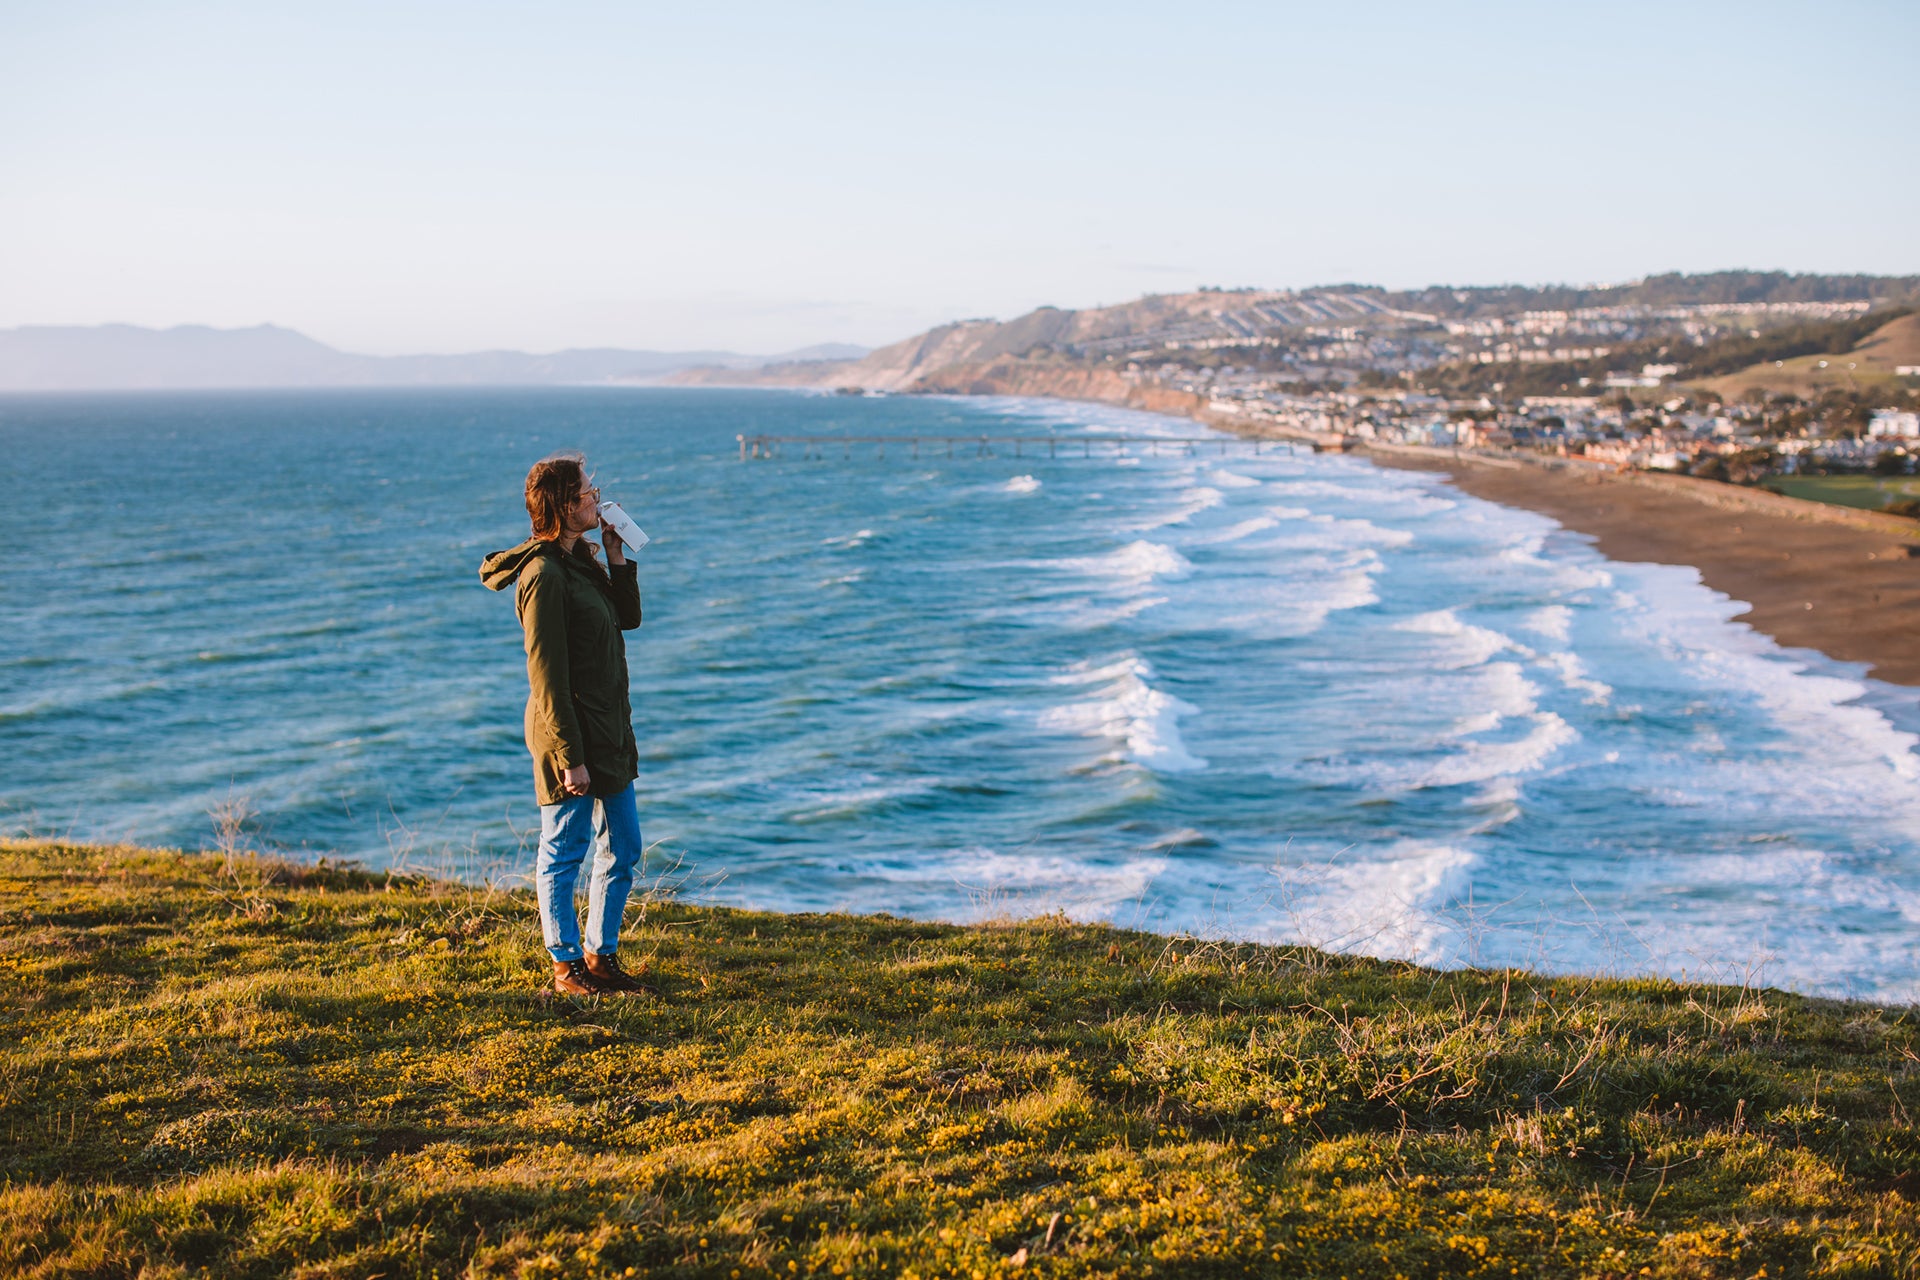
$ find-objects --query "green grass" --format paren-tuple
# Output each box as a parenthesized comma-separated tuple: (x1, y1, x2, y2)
(1770, 474, 1920, 513)
(4, 840, 1919, 1279)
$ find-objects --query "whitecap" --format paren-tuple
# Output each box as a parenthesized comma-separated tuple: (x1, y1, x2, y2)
(1395, 609, 1513, 669)
(1535, 651, 1612, 703)
(1146, 827, 1216, 850)
(1129, 485, 1224, 530)
(1206, 469, 1262, 489)
(864, 847, 1171, 920)
(1266, 506, 1417, 550)
(1179, 516, 1279, 546)
(1522, 605, 1573, 642)
(1050, 540, 1192, 586)
(1004, 475, 1041, 494)
(1445, 662, 1539, 736)
(1041, 654, 1208, 773)
(1611, 562, 1920, 788)
(1417, 712, 1577, 789)
(1272, 841, 1483, 964)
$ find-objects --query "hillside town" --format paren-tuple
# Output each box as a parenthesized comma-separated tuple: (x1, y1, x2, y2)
(1088, 293, 1920, 490)
(679, 276, 1920, 513)
(1176, 366, 1920, 469)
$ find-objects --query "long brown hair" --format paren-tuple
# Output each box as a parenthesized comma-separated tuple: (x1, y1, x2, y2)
(523, 451, 610, 584)
(525, 451, 588, 541)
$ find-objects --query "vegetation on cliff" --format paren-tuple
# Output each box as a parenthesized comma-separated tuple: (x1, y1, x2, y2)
(4, 840, 1919, 1278)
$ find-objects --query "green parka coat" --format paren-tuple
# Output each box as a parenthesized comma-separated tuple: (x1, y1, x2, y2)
(480, 538, 642, 806)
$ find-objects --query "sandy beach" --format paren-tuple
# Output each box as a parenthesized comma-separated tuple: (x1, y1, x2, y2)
(922, 378, 1920, 690)
(1362, 446, 1920, 686)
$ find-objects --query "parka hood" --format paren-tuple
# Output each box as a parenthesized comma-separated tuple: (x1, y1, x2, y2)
(479, 538, 555, 591)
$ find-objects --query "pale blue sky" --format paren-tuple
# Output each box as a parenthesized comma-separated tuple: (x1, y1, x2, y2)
(1, 1, 1913, 354)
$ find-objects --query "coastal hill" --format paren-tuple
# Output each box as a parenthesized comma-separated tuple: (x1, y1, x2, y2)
(0, 323, 868, 391)
(672, 288, 1426, 394)
(670, 271, 1920, 399)
(7, 839, 1919, 1276)
(1696, 311, 1920, 400)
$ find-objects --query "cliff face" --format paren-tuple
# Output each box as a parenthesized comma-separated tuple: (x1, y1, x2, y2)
(907, 357, 1208, 418)
(665, 292, 1349, 446)
(668, 345, 1223, 430)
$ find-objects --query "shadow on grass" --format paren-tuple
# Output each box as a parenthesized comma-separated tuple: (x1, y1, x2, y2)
(3, 839, 1917, 1278)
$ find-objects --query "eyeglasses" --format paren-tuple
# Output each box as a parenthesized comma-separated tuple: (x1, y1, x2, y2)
(577, 478, 601, 503)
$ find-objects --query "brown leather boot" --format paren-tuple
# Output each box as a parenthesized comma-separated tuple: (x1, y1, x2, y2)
(584, 952, 651, 995)
(551, 958, 607, 996)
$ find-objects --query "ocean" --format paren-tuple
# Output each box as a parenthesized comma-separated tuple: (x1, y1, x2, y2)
(4, 387, 1917, 1001)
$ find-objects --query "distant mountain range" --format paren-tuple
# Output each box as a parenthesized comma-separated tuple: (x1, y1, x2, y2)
(0, 324, 870, 391)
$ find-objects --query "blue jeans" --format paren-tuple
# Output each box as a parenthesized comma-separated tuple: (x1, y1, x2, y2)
(535, 783, 643, 962)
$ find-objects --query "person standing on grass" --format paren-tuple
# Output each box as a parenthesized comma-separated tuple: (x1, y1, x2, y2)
(481, 451, 649, 996)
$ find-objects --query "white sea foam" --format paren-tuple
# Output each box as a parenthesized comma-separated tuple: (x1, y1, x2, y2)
(1611, 561, 1920, 791)
(57, 386, 1920, 1005)
(1041, 654, 1208, 773)
(1595, 845, 1920, 999)
(1288, 552, 1385, 629)
(1128, 485, 1224, 530)
(1004, 474, 1042, 494)
(1266, 506, 1417, 550)
(936, 396, 1920, 998)
(1307, 562, 1383, 618)
(1146, 827, 1215, 850)
(1179, 516, 1279, 546)
(865, 847, 1171, 920)
(1523, 605, 1573, 641)
(1267, 479, 1390, 501)
(1273, 841, 1483, 964)
(1536, 650, 1612, 703)
(1486, 528, 1614, 591)
(1052, 540, 1192, 586)
(1418, 712, 1578, 789)
(1446, 662, 1540, 736)
(1396, 609, 1512, 669)
(1164, 549, 1383, 639)
(1206, 468, 1262, 489)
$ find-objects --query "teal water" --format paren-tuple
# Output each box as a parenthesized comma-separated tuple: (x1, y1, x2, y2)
(3, 388, 1917, 1000)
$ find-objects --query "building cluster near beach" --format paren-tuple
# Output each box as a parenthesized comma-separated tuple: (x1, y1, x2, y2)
(675, 271, 1920, 515)
(1109, 297, 1920, 476)
(1184, 369, 1920, 469)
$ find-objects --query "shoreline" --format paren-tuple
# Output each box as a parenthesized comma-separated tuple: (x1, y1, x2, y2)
(933, 379, 1920, 689)
(1354, 443, 1920, 687)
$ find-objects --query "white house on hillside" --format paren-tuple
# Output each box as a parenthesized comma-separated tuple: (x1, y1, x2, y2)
(1869, 409, 1920, 439)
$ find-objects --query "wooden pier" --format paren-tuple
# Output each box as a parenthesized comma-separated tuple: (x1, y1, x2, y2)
(735, 434, 1301, 461)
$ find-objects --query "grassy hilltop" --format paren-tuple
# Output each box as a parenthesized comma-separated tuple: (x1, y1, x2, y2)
(3, 841, 1918, 1279)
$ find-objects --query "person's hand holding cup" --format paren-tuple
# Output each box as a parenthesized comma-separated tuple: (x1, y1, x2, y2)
(600, 516, 625, 565)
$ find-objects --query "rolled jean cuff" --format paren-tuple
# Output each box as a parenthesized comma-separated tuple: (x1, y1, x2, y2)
(547, 943, 584, 963)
